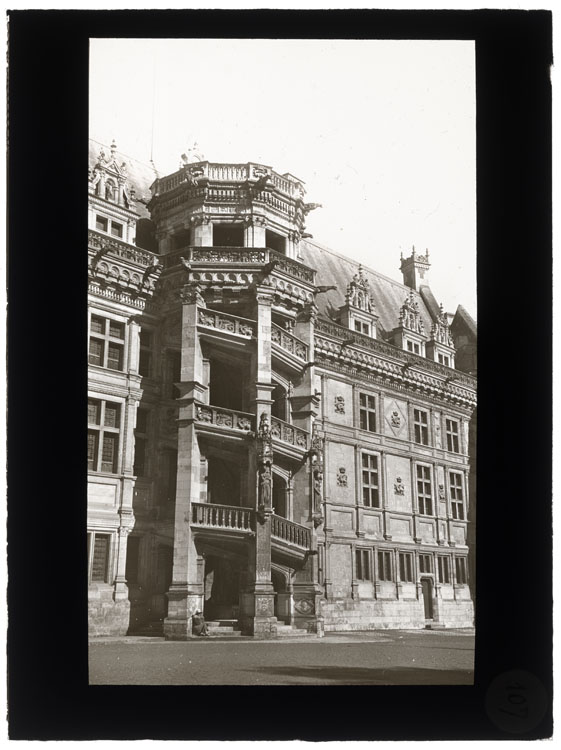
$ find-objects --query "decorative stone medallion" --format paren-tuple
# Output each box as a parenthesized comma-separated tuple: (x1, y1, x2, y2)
(391, 410, 401, 428)
(336, 467, 348, 487)
(294, 598, 315, 615)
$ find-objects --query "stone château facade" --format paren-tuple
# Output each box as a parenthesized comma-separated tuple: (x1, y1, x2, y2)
(88, 139, 477, 638)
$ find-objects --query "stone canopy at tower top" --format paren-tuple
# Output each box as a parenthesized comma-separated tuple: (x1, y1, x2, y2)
(88, 138, 476, 640)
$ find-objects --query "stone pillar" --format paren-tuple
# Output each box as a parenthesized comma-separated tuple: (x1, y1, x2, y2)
(245, 216, 266, 248)
(292, 302, 318, 435)
(164, 284, 208, 640)
(240, 288, 277, 637)
(113, 526, 131, 602)
(191, 216, 212, 246)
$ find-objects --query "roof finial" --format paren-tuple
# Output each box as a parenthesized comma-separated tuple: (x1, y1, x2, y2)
(110, 139, 117, 157)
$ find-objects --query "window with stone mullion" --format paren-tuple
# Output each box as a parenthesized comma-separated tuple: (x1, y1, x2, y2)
(416, 465, 433, 515)
(359, 393, 376, 432)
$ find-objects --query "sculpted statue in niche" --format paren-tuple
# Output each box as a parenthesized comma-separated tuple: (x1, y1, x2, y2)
(438, 484, 445, 500)
(334, 395, 345, 414)
(260, 465, 272, 509)
(391, 410, 401, 428)
(394, 477, 405, 495)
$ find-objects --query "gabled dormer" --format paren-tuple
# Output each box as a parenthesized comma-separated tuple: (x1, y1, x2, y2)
(339, 265, 379, 338)
(88, 140, 139, 245)
(426, 304, 456, 368)
(393, 289, 427, 355)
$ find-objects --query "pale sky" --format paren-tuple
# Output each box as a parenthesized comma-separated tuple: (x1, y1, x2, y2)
(90, 38, 476, 317)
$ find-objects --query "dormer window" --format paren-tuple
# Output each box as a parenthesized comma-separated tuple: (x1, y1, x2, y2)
(96, 215, 108, 232)
(407, 340, 421, 355)
(95, 214, 123, 240)
(354, 320, 370, 336)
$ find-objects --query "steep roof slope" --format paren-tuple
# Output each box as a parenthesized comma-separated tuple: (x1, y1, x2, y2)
(299, 238, 435, 338)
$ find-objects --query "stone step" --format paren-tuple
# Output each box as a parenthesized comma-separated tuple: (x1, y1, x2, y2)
(275, 625, 317, 638)
(207, 626, 242, 635)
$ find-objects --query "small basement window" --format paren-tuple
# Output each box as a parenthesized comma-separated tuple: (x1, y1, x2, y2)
(213, 223, 244, 247)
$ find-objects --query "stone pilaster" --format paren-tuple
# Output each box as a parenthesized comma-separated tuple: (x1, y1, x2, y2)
(164, 285, 208, 639)
(240, 288, 277, 638)
(244, 216, 266, 248)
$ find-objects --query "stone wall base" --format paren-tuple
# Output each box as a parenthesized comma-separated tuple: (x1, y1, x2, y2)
(88, 588, 130, 636)
(321, 597, 474, 631)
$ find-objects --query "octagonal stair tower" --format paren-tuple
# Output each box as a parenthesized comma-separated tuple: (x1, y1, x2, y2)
(148, 161, 325, 639)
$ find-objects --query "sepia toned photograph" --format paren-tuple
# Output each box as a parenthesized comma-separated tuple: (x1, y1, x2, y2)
(87, 37, 477, 686)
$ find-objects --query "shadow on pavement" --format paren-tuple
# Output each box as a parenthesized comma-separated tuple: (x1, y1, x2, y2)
(243, 664, 474, 685)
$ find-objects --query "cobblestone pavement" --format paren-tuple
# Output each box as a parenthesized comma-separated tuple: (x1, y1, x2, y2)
(89, 629, 475, 685)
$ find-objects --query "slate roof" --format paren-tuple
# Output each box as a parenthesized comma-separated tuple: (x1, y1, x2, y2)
(299, 238, 435, 339)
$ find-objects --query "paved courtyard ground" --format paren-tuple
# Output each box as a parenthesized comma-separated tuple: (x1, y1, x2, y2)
(89, 628, 474, 685)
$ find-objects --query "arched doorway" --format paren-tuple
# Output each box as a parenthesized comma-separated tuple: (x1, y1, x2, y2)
(271, 566, 291, 624)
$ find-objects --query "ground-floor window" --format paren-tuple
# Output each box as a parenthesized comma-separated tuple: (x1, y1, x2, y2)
(437, 555, 451, 583)
(355, 549, 371, 580)
(419, 553, 433, 574)
(88, 531, 112, 583)
(377, 550, 393, 581)
(455, 556, 468, 584)
(399, 552, 414, 582)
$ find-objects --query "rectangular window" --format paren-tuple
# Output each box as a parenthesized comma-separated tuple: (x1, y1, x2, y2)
(438, 556, 451, 584)
(88, 399, 121, 473)
(125, 536, 141, 584)
(407, 340, 420, 354)
(90, 533, 111, 583)
(95, 215, 108, 232)
(399, 552, 414, 582)
(446, 419, 460, 453)
(413, 408, 429, 445)
(101, 434, 118, 473)
(359, 393, 376, 432)
(89, 314, 125, 371)
(361, 453, 380, 507)
(110, 221, 123, 238)
(354, 320, 370, 335)
(450, 472, 465, 520)
(139, 330, 153, 377)
(438, 353, 451, 367)
(416, 465, 433, 515)
(419, 554, 433, 574)
(455, 557, 467, 585)
(355, 549, 371, 581)
(88, 338, 104, 366)
(87, 431, 98, 470)
(377, 550, 393, 581)
(88, 399, 100, 425)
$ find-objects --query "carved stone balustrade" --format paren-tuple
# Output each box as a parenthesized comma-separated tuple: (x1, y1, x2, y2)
(162, 246, 316, 286)
(191, 502, 253, 532)
(197, 307, 256, 339)
(195, 405, 255, 432)
(270, 416, 309, 451)
(271, 323, 308, 362)
(315, 318, 477, 391)
(271, 514, 311, 549)
(88, 229, 158, 268)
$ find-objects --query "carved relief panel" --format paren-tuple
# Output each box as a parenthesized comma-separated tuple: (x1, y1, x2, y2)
(327, 379, 353, 426)
(385, 455, 411, 512)
(384, 398, 408, 440)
